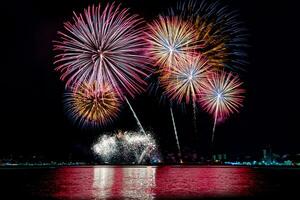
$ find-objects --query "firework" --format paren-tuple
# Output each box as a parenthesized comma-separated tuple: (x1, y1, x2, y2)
(64, 82, 121, 127)
(146, 16, 201, 161)
(124, 97, 146, 134)
(93, 131, 159, 164)
(160, 54, 212, 104)
(198, 71, 245, 142)
(146, 16, 199, 68)
(93, 135, 117, 159)
(54, 3, 151, 98)
(168, 0, 248, 69)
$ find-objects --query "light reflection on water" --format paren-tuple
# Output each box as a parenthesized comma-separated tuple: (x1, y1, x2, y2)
(93, 167, 115, 199)
(3, 165, 299, 199)
(50, 166, 259, 199)
(120, 167, 156, 199)
(92, 167, 157, 199)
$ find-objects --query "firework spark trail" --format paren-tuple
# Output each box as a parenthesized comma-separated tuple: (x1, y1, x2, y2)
(124, 97, 151, 163)
(125, 131, 153, 163)
(53, 3, 151, 98)
(159, 54, 211, 137)
(198, 71, 245, 143)
(138, 145, 151, 164)
(125, 97, 146, 135)
(211, 96, 220, 143)
(124, 97, 150, 163)
(192, 99, 198, 134)
(170, 106, 182, 161)
(146, 16, 202, 157)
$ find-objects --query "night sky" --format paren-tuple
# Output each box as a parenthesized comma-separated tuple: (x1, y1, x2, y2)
(2, 0, 299, 160)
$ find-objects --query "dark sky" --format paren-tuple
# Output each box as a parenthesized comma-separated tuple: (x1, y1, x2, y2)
(1, 0, 299, 160)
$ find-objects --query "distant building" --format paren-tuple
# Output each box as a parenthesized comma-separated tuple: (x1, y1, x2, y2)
(212, 154, 227, 162)
(262, 146, 272, 163)
(217, 154, 222, 160)
(212, 155, 216, 161)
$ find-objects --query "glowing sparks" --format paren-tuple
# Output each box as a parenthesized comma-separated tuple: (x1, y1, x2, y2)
(198, 71, 245, 124)
(93, 131, 159, 163)
(52, 1, 248, 148)
(64, 82, 121, 127)
(168, 0, 248, 69)
(53, 3, 151, 98)
(93, 135, 117, 159)
(146, 16, 199, 68)
(160, 54, 212, 104)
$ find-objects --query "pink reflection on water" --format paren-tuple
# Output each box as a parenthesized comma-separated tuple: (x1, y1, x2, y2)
(50, 166, 257, 199)
(52, 167, 94, 199)
(154, 166, 256, 198)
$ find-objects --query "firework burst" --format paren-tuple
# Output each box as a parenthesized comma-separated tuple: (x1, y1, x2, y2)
(93, 131, 159, 164)
(64, 82, 121, 127)
(160, 54, 212, 104)
(53, 3, 151, 98)
(168, 0, 248, 69)
(146, 16, 199, 68)
(198, 71, 245, 141)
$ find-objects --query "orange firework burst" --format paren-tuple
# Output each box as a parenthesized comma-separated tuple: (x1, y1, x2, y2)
(160, 54, 212, 104)
(146, 16, 199, 68)
(195, 19, 228, 68)
(168, 0, 248, 69)
(65, 82, 121, 127)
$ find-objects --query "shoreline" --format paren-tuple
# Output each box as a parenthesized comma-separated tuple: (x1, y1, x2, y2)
(1, 163, 300, 169)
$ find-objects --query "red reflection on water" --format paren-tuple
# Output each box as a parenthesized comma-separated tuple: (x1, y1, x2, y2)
(111, 167, 123, 197)
(154, 166, 255, 198)
(52, 167, 94, 199)
(49, 166, 256, 199)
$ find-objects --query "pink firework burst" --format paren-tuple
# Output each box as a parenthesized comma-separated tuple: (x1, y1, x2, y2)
(53, 3, 151, 98)
(160, 53, 212, 104)
(198, 71, 245, 142)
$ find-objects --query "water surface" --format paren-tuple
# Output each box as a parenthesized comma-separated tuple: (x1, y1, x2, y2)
(1, 166, 299, 199)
